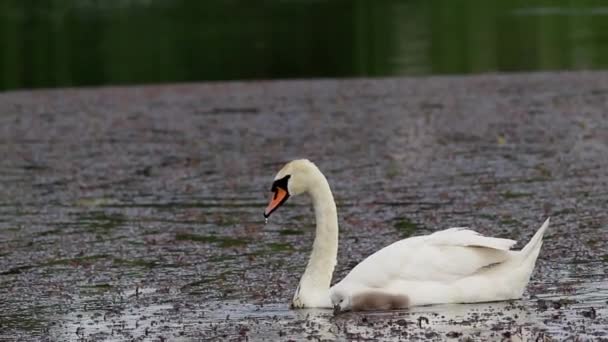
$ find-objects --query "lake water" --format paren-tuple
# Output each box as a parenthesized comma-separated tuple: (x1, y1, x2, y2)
(2, 0, 608, 91)
(1, 73, 607, 340)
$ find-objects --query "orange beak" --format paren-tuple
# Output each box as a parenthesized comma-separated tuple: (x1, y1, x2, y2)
(264, 187, 289, 218)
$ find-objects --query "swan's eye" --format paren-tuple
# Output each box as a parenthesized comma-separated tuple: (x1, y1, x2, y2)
(270, 175, 291, 193)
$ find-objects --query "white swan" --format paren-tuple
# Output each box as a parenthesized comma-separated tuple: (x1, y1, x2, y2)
(264, 159, 549, 313)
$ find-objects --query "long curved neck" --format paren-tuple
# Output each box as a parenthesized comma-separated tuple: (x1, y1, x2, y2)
(294, 171, 338, 307)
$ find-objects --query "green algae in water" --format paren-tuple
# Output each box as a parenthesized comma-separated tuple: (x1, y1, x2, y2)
(499, 218, 521, 226)
(126, 240, 145, 246)
(552, 208, 575, 216)
(77, 211, 127, 232)
(279, 229, 303, 236)
(385, 161, 400, 179)
(1, 314, 47, 332)
(394, 218, 418, 237)
(478, 214, 497, 220)
(175, 233, 248, 248)
(267, 242, 294, 252)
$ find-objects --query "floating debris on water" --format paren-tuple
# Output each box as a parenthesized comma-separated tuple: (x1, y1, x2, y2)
(1, 74, 608, 340)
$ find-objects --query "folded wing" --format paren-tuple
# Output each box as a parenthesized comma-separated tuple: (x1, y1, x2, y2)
(336, 228, 518, 288)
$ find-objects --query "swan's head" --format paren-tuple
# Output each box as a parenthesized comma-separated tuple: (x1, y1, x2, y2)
(332, 289, 410, 314)
(264, 159, 320, 218)
(330, 290, 352, 315)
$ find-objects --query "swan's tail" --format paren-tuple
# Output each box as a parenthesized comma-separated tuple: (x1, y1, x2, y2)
(506, 218, 550, 298)
(519, 217, 550, 262)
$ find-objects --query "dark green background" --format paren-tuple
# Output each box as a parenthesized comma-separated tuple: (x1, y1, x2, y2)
(2, 0, 608, 91)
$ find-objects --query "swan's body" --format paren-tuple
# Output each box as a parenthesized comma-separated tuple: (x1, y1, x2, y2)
(264, 159, 549, 312)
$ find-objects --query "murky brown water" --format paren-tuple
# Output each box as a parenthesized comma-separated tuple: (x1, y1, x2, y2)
(1, 73, 607, 340)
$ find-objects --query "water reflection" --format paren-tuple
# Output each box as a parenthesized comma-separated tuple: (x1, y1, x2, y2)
(2, 1, 608, 91)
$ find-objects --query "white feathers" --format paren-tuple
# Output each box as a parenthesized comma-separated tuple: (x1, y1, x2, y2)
(268, 160, 549, 311)
(330, 219, 549, 311)
(428, 227, 517, 250)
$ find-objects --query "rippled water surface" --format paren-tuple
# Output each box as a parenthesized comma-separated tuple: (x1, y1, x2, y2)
(1, 73, 607, 340)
